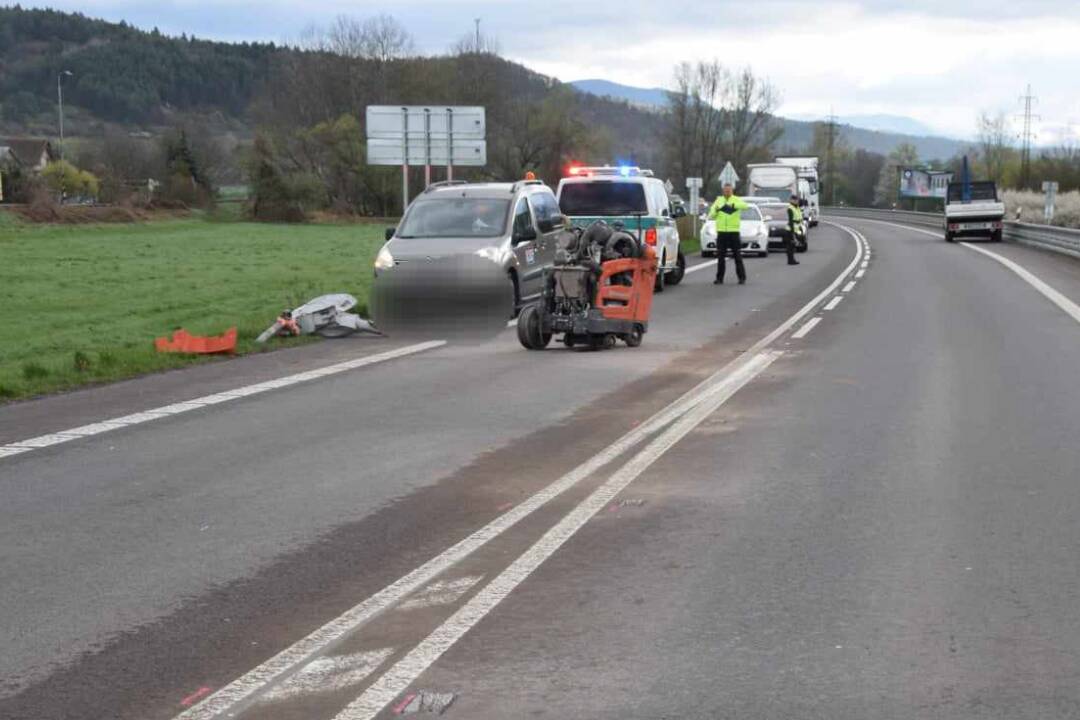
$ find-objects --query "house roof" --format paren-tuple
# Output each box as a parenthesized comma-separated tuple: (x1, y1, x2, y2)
(0, 138, 54, 165)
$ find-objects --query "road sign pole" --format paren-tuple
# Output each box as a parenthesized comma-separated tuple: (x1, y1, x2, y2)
(446, 108, 454, 182)
(424, 109, 432, 188)
(401, 107, 409, 210)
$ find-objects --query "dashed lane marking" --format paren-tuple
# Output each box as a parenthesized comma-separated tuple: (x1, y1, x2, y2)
(824, 296, 843, 311)
(844, 218, 1080, 328)
(855, 269, 866, 278)
(843, 281, 857, 293)
(0, 341, 446, 462)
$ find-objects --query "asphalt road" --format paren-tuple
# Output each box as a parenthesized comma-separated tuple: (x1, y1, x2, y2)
(3, 218, 1080, 719)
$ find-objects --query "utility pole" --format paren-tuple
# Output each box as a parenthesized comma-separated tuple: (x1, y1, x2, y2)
(474, 18, 481, 52)
(1016, 84, 1039, 189)
(57, 70, 73, 162)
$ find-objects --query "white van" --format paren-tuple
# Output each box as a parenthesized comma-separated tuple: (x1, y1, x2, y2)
(556, 166, 685, 292)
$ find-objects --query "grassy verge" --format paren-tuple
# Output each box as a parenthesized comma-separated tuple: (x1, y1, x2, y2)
(0, 213, 387, 402)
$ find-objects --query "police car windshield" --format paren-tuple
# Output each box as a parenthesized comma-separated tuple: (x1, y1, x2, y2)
(559, 182, 648, 216)
(397, 198, 511, 239)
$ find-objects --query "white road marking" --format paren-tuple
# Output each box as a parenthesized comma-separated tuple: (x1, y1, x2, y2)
(843, 281, 857, 292)
(333, 350, 783, 720)
(846, 217, 1080, 327)
(398, 576, 483, 611)
(855, 269, 866, 278)
(174, 227, 865, 720)
(961, 242, 1080, 325)
(0, 341, 446, 461)
(259, 649, 394, 703)
(685, 259, 717, 274)
(824, 296, 843, 311)
(792, 317, 822, 339)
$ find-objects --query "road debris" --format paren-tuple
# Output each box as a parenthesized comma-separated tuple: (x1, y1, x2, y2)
(154, 327, 237, 354)
(257, 293, 381, 343)
(394, 690, 456, 715)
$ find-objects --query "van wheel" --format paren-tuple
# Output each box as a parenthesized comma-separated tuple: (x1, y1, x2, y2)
(665, 250, 686, 285)
(654, 254, 666, 293)
(992, 229, 1003, 242)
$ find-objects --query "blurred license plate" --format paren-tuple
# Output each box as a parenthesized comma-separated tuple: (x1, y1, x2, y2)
(961, 222, 993, 230)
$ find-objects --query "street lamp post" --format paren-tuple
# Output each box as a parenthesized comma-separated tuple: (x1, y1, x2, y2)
(57, 70, 73, 162)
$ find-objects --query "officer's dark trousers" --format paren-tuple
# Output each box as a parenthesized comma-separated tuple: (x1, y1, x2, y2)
(716, 231, 745, 283)
(783, 230, 797, 262)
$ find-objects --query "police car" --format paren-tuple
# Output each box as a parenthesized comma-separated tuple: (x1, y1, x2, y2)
(556, 165, 686, 292)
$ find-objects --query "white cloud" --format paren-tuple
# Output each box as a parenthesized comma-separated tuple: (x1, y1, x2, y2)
(30, 1, 1080, 140)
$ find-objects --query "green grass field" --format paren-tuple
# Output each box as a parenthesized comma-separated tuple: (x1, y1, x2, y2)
(0, 213, 386, 402)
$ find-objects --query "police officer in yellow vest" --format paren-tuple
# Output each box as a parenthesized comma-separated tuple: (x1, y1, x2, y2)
(708, 183, 750, 285)
(785, 194, 803, 266)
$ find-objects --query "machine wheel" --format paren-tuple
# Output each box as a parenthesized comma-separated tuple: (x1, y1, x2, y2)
(563, 334, 575, 348)
(516, 304, 551, 350)
(623, 324, 644, 348)
(665, 250, 686, 285)
(992, 229, 1003, 242)
(654, 254, 666, 293)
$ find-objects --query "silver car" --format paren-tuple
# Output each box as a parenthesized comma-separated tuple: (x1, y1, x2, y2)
(375, 180, 565, 314)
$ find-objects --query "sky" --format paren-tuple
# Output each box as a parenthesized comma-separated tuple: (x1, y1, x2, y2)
(27, 0, 1080, 143)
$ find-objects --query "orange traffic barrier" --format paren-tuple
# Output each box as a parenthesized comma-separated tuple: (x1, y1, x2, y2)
(154, 327, 237, 354)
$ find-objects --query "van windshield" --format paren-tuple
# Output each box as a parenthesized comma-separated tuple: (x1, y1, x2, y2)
(397, 198, 511, 238)
(560, 182, 648, 216)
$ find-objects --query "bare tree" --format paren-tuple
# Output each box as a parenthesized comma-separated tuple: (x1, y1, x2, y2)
(301, 14, 415, 61)
(977, 110, 1013, 185)
(727, 68, 781, 172)
(664, 60, 732, 195)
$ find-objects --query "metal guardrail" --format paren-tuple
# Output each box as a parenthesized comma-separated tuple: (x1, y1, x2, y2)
(823, 206, 1080, 260)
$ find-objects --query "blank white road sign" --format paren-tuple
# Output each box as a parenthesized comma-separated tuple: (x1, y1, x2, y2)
(367, 138, 487, 166)
(366, 106, 485, 140)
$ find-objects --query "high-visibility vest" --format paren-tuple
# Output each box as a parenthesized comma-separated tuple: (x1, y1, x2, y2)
(709, 195, 749, 233)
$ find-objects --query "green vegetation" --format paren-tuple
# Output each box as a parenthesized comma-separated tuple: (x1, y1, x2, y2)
(0, 215, 386, 401)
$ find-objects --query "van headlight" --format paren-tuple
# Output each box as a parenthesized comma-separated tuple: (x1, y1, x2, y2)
(374, 245, 395, 271)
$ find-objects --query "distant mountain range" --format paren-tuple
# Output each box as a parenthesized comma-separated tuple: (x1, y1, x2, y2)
(569, 79, 971, 160)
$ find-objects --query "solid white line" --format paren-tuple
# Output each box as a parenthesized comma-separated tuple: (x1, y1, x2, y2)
(792, 317, 822, 339)
(961, 242, 1080, 325)
(333, 350, 783, 720)
(855, 269, 866, 278)
(844, 217, 1080, 327)
(685, 259, 717, 274)
(843, 281, 857, 292)
(0, 341, 447, 461)
(824, 296, 843, 311)
(173, 227, 864, 720)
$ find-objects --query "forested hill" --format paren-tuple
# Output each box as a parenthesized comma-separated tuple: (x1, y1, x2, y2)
(0, 6, 279, 124)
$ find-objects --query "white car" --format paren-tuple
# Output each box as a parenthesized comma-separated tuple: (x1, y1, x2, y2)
(700, 204, 769, 258)
(557, 166, 685, 292)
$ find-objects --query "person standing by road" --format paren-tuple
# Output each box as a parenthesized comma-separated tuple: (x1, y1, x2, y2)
(784, 194, 803, 266)
(709, 183, 749, 285)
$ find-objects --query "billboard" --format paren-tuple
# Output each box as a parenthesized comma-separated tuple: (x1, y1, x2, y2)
(899, 168, 952, 199)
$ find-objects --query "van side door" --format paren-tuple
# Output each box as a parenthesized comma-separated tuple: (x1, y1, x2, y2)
(511, 195, 543, 301)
